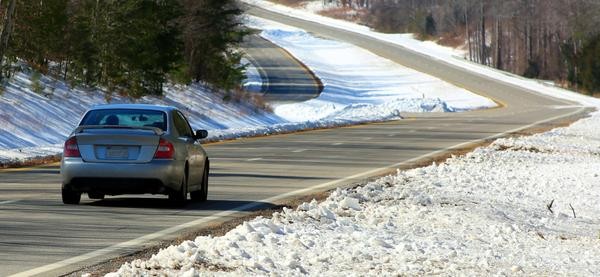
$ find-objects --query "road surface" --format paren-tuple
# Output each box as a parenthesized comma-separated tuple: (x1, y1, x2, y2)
(243, 35, 322, 102)
(0, 5, 592, 276)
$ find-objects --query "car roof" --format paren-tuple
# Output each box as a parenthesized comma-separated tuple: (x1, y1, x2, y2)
(89, 104, 177, 113)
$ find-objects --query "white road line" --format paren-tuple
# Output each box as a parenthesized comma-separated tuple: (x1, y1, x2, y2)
(247, 158, 263, 161)
(10, 107, 586, 277)
(238, 158, 354, 164)
(292, 149, 306, 153)
(331, 142, 343, 145)
(0, 200, 18, 205)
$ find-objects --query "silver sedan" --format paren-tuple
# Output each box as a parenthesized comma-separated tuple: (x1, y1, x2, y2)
(60, 104, 209, 205)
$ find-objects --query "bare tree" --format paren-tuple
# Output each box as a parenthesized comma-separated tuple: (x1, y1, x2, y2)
(0, 0, 16, 80)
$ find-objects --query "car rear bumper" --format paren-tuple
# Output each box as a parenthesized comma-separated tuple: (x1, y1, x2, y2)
(61, 157, 184, 195)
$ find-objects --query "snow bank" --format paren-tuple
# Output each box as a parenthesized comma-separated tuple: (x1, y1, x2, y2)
(109, 110, 600, 276)
(248, 17, 496, 122)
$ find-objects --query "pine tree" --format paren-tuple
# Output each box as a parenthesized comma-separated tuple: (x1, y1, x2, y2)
(99, 0, 183, 97)
(1, 0, 247, 97)
(10, 0, 69, 72)
(64, 0, 99, 87)
(0, 0, 17, 80)
(179, 0, 248, 90)
(579, 35, 600, 94)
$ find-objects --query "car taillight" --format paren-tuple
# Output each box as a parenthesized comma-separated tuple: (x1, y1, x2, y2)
(154, 138, 174, 159)
(63, 137, 80, 157)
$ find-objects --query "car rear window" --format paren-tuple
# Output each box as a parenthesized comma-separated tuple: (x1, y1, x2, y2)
(80, 109, 168, 131)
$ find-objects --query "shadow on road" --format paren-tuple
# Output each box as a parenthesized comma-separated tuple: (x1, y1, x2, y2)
(210, 172, 326, 180)
(86, 197, 277, 211)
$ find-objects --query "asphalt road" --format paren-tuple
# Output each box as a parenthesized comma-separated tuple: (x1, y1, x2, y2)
(0, 6, 593, 277)
(242, 35, 322, 102)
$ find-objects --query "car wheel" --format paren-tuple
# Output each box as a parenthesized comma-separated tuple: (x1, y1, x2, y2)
(169, 173, 187, 206)
(88, 192, 105, 200)
(191, 161, 209, 202)
(62, 187, 81, 205)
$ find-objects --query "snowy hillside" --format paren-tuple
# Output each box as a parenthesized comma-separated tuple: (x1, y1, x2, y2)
(0, 68, 281, 162)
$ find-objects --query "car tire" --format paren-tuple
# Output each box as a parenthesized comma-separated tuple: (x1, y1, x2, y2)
(191, 161, 209, 202)
(169, 173, 187, 206)
(88, 192, 105, 200)
(62, 187, 81, 205)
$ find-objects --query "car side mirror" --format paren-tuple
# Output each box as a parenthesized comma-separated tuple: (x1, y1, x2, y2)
(194, 129, 208, 140)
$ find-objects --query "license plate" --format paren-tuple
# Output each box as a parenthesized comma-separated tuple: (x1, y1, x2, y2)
(106, 146, 129, 159)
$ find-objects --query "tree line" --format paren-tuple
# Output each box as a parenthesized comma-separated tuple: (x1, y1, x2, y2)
(314, 0, 600, 94)
(0, 0, 248, 97)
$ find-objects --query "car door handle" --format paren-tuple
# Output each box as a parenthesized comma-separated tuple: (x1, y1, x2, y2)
(178, 137, 193, 143)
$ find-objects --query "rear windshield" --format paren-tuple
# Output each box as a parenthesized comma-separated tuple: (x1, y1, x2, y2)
(80, 109, 168, 131)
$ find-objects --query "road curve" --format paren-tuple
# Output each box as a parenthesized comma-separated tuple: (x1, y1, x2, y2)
(243, 35, 323, 102)
(245, 5, 575, 113)
(0, 6, 593, 277)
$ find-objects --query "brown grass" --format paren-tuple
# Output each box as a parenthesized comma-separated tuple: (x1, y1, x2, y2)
(437, 32, 467, 48)
(268, 0, 305, 7)
(0, 154, 61, 169)
(397, 30, 465, 48)
(494, 144, 546, 153)
(227, 89, 272, 113)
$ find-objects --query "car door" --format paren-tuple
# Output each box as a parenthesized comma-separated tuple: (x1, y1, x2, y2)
(173, 111, 199, 187)
(179, 112, 206, 188)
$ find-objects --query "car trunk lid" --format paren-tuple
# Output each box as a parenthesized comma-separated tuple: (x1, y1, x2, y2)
(73, 126, 162, 163)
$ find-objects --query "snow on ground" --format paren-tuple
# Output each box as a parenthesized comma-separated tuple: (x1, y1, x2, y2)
(300, 0, 338, 13)
(108, 110, 600, 276)
(243, 0, 600, 107)
(0, 17, 494, 163)
(248, 16, 496, 122)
